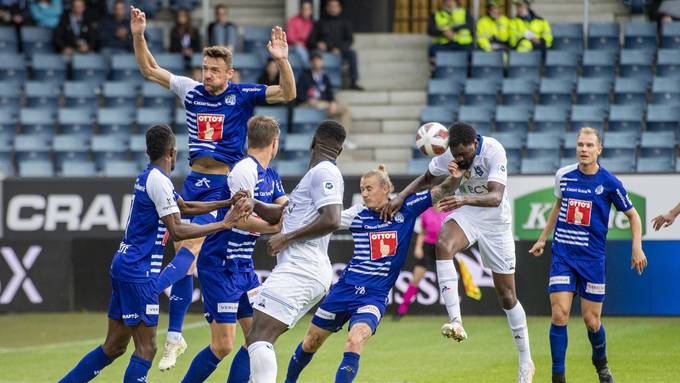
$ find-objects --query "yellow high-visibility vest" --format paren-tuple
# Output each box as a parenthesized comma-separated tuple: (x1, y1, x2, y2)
(433, 8, 473, 46)
(476, 14, 510, 52)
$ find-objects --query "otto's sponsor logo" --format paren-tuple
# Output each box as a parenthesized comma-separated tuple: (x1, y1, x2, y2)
(145, 304, 159, 315)
(369, 231, 397, 260)
(196, 113, 225, 141)
(0, 246, 42, 304)
(566, 199, 592, 227)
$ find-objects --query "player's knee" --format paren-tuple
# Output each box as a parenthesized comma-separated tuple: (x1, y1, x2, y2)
(498, 288, 517, 310)
(102, 342, 128, 360)
(551, 306, 570, 325)
(435, 238, 456, 260)
(211, 340, 233, 359)
(583, 314, 601, 332)
(135, 342, 157, 361)
(302, 333, 323, 353)
(182, 239, 203, 257)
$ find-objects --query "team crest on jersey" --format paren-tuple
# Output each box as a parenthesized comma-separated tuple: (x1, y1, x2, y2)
(225, 94, 236, 105)
(473, 166, 484, 177)
(566, 199, 592, 226)
(323, 181, 335, 195)
(393, 212, 404, 223)
(197, 113, 225, 141)
(595, 185, 604, 195)
(369, 231, 397, 260)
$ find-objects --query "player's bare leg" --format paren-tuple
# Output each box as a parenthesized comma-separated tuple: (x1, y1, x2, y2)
(226, 317, 255, 383)
(285, 324, 333, 383)
(581, 298, 613, 383)
(334, 323, 372, 382)
(494, 273, 534, 383)
(127, 322, 157, 381)
(435, 219, 469, 341)
(102, 318, 133, 361)
(550, 292, 573, 383)
(246, 310, 290, 383)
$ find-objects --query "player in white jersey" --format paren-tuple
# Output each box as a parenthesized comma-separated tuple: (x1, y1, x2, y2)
(244, 120, 346, 383)
(383, 122, 535, 383)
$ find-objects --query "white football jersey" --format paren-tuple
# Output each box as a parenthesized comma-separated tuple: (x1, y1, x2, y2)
(428, 135, 512, 225)
(276, 160, 344, 285)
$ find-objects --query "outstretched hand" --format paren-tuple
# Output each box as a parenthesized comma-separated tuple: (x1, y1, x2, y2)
(267, 26, 289, 60)
(130, 6, 146, 36)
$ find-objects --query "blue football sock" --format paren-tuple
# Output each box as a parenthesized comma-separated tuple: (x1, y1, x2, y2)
(123, 355, 151, 383)
(156, 247, 195, 293)
(168, 275, 193, 333)
(550, 324, 568, 375)
(335, 352, 360, 383)
(59, 345, 113, 383)
(588, 324, 607, 362)
(285, 342, 315, 383)
(226, 346, 250, 383)
(181, 346, 221, 383)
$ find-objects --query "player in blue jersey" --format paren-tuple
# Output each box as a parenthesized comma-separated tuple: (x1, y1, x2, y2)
(529, 127, 648, 383)
(180, 116, 288, 383)
(130, 6, 297, 370)
(283, 165, 459, 383)
(58, 124, 252, 383)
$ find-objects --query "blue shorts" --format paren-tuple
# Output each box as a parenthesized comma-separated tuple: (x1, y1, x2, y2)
(548, 254, 606, 303)
(180, 171, 228, 225)
(311, 281, 388, 334)
(107, 277, 159, 327)
(198, 268, 260, 323)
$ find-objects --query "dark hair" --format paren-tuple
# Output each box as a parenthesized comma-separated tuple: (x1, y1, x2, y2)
(448, 122, 477, 147)
(247, 116, 280, 149)
(203, 46, 233, 68)
(215, 4, 226, 12)
(146, 124, 175, 161)
(314, 120, 346, 147)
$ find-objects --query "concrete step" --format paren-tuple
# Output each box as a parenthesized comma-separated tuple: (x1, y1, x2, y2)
(357, 49, 429, 63)
(350, 105, 422, 120)
(358, 75, 429, 91)
(353, 33, 431, 50)
(212, 0, 283, 6)
(375, 148, 413, 162)
(350, 120, 382, 133)
(358, 61, 429, 77)
(339, 148, 375, 161)
(382, 120, 420, 134)
(351, 133, 413, 148)
(338, 160, 407, 176)
(337, 90, 426, 106)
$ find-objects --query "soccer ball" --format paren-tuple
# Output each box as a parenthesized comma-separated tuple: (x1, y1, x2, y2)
(416, 122, 449, 157)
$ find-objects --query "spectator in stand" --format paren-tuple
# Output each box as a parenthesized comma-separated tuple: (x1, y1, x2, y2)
(97, 0, 130, 53)
(170, 8, 201, 64)
(207, 4, 237, 52)
(476, 0, 510, 52)
(297, 51, 352, 135)
(657, 0, 680, 23)
(29, 0, 61, 28)
(257, 58, 280, 86)
(54, 0, 96, 54)
(309, 0, 363, 90)
(427, 0, 474, 58)
(286, 0, 314, 68)
(1, 1, 31, 30)
(509, 0, 552, 52)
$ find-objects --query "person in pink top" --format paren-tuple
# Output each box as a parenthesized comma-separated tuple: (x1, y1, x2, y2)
(286, 0, 314, 67)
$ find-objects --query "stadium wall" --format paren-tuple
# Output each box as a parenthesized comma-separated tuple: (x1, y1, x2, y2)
(0, 176, 678, 315)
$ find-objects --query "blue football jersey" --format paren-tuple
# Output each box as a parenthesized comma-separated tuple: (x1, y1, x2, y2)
(170, 76, 267, 167)
(111, 165, 180, 282)
(552, 163, 634, 260)
(198, 155, 285, 271)
(339, 191, 432, 293)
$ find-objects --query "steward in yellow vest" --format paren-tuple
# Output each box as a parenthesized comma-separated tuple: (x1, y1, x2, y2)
(476, 0, 510, 52)
(509, 0, 553, 52)
(428, 0, 474, 57)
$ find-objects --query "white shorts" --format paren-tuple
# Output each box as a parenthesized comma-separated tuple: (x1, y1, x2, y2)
(252, 267, 330, 328)
(445, 209, 516, 274)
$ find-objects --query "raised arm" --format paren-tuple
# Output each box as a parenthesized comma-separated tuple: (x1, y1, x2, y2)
(529, 198, 561, 257)
(431, 174, 462, 205)
(266, 204, 342, 256)
(162, 198, 251, 241)
(381, 170, 438, 220)
(177, 190, 249, 216)
(130, 6, 172, 89)
(264, 26, 297, 103)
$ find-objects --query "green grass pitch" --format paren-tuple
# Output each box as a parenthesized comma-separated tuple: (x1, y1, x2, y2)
(0, 313, 678, 382)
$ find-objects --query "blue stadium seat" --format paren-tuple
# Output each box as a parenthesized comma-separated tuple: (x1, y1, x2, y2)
(169, 0, 200, 11)
(254, 106, 290, 132)
(427, 79, 461, 107)
(539, 78, 574, 106)
(587, 23, 620, 52)
(552, 23, 583, 53)
(233, 53, 263, 84)
(274, 159, 308, 177)
(102, 82, 139, 109)
(53, 134, 90, 169)
(142, 82, 175, 110)
(613, 77, 648, 107)
(608, 104, 644, 132)
(32, 54, 67, 84)
(19, 107, 56, 136)
(495, 105, 531, 132)
(283, 133, 313, 159)
(646, 105, 680, 132)
(636, 157, 674, 172)
(662, 22, 680, 49)
(58, 108, 95, 136)
(63, 82, 99, 112)
(420, 106, 456, 126)
(321, 53, 342, 87)
(136, 107, 172, 129)
(129, 134, 147, 166)
(501, 79, 536, 107)
(656, 49, 680, 78)
(571, 105, 607, 131)
(406, 158, 430, 175)
(18, 160, 54, 177)
(603, 131, 638, 159)
(243, 26, 271, 54)
(0, 158, 15, 176)
(575, 78, 612, 107)
(624, 21, 657, 50)
(25, 82, 60, 111)
(103, 160, 140, 177)
(526, 132, 561, 154)
(471, 52, 504, 81)
(21, 27, 53, 55)
(61, 160, 98, 177)
(14, 134, 51, 162)
(155, 53, 184, 73)
(145, 26, 164, 52)
(291, 107, 326, 133)
(72, 54, 108, 85)
(582, 50, 617, 80)
(0, 26, 17, 52)
(619, 49, 654, 81)
(599, 157, 635, 173)
(0, 53, 26, 83)
(174, 108, 188, 134)
(92, 135, 129, 169)
(507, 51, 541, 82)
(0, 108, 18, 138)
(111, 54, 144, 83)
(544, 50, 580, 81)
(533, 105, 568, 132)
(493, 131, 525, 150)
(464, 79, 499, 107)
(97, 108, 135, 136)
(0, 83, 21, 110)
(640, 131, 676, 161)
(434, 51, 468, 82)
(651, 77, 680, 106)
(458, 105, 494, 134)
(521, 158, 558, 174)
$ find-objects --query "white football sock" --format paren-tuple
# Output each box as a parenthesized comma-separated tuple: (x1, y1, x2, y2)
(248, 341, 277, 383)
(166, 331, 182, 343)
(504, 301, 532, 366)
(436, 260, 462, 324)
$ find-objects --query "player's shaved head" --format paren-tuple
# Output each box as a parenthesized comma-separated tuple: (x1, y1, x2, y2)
(146, 124, 175, 161)
(313, 120, 346, 151)
(248, 116, 280, 149)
